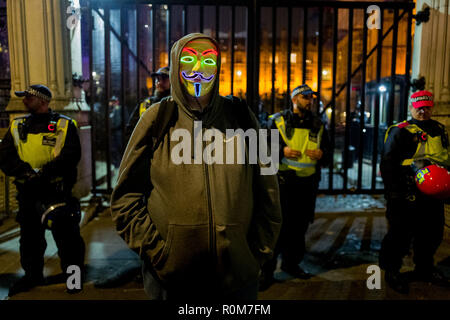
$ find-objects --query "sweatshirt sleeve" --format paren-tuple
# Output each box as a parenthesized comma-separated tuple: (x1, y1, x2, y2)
(110, 104, 166, 264)
(247, 107, 282, 266)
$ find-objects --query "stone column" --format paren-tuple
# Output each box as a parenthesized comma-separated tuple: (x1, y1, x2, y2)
(411, 0, 450, 128)
(6, 0, 72, 111)
(411, 0, 450, 225)
(6, 0, 91, 198)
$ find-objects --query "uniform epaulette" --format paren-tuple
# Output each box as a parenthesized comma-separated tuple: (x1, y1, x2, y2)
(397, 121, 409, 129)
(57, 114, 73, 121)
(56, 113, 77, 128)
(268, 112, 282, 120)
(13, 114, 30, 121)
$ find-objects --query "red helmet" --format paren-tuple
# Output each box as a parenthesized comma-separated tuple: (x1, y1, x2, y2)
(415, 164, 450, 199)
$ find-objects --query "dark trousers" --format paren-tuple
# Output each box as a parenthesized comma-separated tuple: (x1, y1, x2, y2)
(379, 194, 444, 273)
(142, 261, 258, 300)
(17, 196, 85, 279)
(263, 171, 318, 274)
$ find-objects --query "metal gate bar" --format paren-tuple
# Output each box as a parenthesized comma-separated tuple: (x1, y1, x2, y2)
(403, 9, 413, 122)
(231, 6, 235, 96)
(270, 6, 276, 114)
(357, 9, 369, 191)
(104, 6, 112, 193)
(286, 7, 292, 108)
(387, 8, 399, 127)
(302, 8, 307, 84)
(120, 8, 127, 149)
(328, 7, 338, 192)
(316, 6, 323, 116)
(343, 8, 354, 191)
(371, 9, 383, 190)
(136, 5, 141, 104)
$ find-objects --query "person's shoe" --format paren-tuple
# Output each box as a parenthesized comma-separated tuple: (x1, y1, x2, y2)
(385, 270, 409, 294)
(412, 268, 449, 287)
(281, 265, 312, 279)
(8, 275, 44, 297)
(258, 272, 276, 291)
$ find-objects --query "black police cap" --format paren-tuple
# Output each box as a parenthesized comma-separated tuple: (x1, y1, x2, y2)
(15, 84, 52, 102)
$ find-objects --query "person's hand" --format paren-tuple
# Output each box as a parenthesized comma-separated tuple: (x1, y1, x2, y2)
(284, 147, 302, 159)
(20, 169, 38, 182)
(305, 149, 323, 161)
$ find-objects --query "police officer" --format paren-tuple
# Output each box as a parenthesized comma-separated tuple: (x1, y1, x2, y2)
(0, 85, 85, 296)
(379, 90, 450, 294)
(125, 66, 171, 141)
(260, 84, 331, 290)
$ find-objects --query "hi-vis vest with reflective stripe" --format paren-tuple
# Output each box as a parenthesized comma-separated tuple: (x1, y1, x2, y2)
(384, 120, 450, 167)
(10, 115, 72, 170)
(271, 114, 324, 177)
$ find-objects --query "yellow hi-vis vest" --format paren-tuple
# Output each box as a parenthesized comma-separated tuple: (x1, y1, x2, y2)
(271, 114, 324, 177)
(139, 97, 152, 117)
(10, 115, 73, 170)
(384, 120, 450, 167)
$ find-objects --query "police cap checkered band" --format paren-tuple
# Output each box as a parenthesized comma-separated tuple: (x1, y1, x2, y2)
(15, 84, 52, 102)
(410, 90, 433, 108)
(291, 84, 315, 99)
(151, 66, 170, 78)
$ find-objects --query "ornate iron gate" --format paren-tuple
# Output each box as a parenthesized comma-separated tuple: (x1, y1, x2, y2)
(84, 0, 415, 194)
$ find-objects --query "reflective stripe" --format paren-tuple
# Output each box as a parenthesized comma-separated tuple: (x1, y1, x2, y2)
(282, 158, 316, 168)
(386, 122, 450, 167)
(40, 202, 67, 225)
(11, 120, 21, 147)
(272, 114, 323, 176)
(53, 118, 68, 158)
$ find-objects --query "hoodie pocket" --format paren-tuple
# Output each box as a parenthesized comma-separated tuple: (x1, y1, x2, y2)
(154, 224, 210, 283)
(216, 224, 261, 289)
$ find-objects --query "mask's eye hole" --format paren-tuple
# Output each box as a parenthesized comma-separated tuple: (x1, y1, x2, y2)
(203, 58, 216, 66)
(181, 56, 195, 63)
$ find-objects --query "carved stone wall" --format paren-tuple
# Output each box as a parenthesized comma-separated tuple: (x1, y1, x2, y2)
(412, 0, 450, 129)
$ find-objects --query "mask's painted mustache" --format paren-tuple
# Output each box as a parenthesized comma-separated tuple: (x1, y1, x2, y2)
(182, 71, 214, 82)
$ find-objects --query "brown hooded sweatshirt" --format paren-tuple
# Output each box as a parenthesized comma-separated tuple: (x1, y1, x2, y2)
(111, 33, 281, 295)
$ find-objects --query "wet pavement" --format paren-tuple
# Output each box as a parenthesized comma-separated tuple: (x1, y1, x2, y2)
(0, 196, 449, 300)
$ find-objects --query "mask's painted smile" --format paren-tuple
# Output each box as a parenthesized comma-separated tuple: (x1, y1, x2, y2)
(181, 71, 215, 82)
(179, 40, 218, 98)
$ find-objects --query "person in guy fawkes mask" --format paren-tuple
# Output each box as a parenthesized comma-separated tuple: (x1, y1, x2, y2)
(110, 33, 281, 300)
(260, 84, 331, 291)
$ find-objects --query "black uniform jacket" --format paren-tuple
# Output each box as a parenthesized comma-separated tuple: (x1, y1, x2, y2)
(0, 110, 81, 192)
(380, 118, 449, 198)
(268, 109, 332, 181)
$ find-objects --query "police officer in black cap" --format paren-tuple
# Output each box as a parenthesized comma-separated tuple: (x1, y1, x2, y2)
(125, 66, 171, 142)
(0, 85, 85, 296)
(260, 84, 332, 290)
